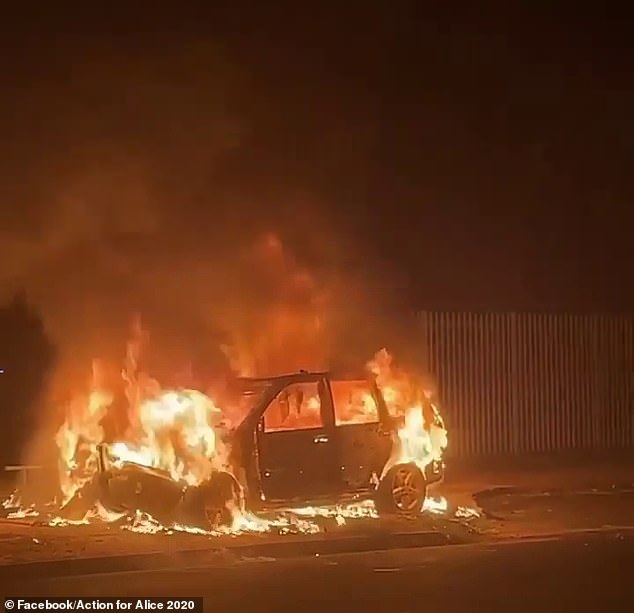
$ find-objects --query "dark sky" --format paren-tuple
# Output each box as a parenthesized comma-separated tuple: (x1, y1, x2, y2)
(0, 4, 632, 370)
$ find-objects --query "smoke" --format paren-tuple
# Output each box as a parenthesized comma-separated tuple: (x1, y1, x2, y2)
(1, 38, 418, 467)
(1, 40, 242, 374)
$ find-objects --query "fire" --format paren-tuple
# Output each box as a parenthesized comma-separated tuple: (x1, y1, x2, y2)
(368, 349, 448, 482)
(55, 323, 233, 509)
(119, 508, 323, 537)
(48, 501, 125, 526)
(422, 497, 448, 514)
(50, 331, 450, 532)
(220, 233, 330, 377)
(392, 403, 447, 471)
(56, 384, 231, 508)
(5, 236, 459, 535)
(56, 378, 113, 504)
(286, 499, 379, 525)
(109, 389, 228, 485)
(2, 492, 40, 519)
(399, 407, 432, 466)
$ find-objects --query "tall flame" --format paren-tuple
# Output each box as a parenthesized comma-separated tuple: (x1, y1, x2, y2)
(55, 322, 230, 506)
(56, 361, 113, 503)
(367, 349, 448, 478)
(109, 389, 229, 485)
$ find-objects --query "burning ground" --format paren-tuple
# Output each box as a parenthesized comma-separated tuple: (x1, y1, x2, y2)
(0, 502, 485, 570)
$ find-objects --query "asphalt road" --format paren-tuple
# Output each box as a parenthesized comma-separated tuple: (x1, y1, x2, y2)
(1, 487, 633, 571)
(475, 489, 634, 534)
(2, 476, 633, 613)
(5, 529, 633, 612)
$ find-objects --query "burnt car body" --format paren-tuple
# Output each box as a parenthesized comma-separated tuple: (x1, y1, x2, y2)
(70, 371, 445, 527)
(62, 445, 241, 528)
(228, 372, 444, 511)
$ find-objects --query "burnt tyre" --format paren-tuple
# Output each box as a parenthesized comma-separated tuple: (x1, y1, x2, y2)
(186, 471, 243, 530)
(375, 462, 427, 515)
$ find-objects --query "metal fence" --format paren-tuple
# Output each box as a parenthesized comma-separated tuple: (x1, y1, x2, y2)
(417, 312, 634, 457)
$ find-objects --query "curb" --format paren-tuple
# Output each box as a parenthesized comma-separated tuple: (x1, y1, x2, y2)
(0, 530, 453, 581)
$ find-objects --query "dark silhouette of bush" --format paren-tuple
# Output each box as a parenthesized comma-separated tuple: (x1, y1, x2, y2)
(0, 291, 57, 466)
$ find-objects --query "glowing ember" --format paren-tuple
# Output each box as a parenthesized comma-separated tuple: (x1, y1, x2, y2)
(2, 491, 22, 509)
(48, 515, 90, 527)
(288, 499, 379, 524)
(422, 496, 448, 514)
(121, 508, 323, 536)
(7, 506, 39, 519)
(288, 496, 450, 522)
(1, 492, 39, 518)
(123, 511, 164, 535)
(455, 506, 480, 519)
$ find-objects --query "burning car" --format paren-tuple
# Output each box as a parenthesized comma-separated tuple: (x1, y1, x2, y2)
(60, 369, 447, 529)
(230, 372, 445, 513)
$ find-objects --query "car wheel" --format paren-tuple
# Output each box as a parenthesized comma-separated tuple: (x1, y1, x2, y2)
(375, 463, 427, 515)
(190, 471, 243, 530)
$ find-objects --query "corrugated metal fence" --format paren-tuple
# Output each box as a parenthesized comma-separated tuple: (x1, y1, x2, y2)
(417, 312, 634, 457)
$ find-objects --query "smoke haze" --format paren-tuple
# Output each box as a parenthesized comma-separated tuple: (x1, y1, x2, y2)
(1, 39, 416, 466)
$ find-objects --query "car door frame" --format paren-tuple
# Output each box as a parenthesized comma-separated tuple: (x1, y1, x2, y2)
(326, 377, 394, 494)
(250, 373, 342, 503)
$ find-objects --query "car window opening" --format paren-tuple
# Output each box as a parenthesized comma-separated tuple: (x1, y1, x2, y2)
(331, 380, 379, 426)
(263, 382, 323, 432)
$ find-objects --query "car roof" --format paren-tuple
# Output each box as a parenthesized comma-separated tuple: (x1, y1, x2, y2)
(237, 371, 371, 386)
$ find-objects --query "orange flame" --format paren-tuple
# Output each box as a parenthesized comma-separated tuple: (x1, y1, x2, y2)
(54, 338, 448, 525)
(367, 349, 448, 478)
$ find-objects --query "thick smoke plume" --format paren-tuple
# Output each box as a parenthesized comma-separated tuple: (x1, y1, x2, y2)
(0, 40, 418, 469)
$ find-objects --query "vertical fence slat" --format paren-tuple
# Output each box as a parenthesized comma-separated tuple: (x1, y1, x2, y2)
(462, 311, 470, 458)
(507, 313, 515, 454)
(494, 314, 502, 453)
(582, 315, 593, 449)
(537, 313, 547, 452)
(457, 312, 467, 456)
(419, 310, 633, 457)
(547, 313, 554, 452)
(565, 314, 573, 451)
(483, 313, 492, 455)
(510, 312, 519, 454)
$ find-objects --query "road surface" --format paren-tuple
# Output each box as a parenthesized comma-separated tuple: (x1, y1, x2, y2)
(6, 530, 633, 612)
(1, 483, 632, 566)
(1, 466, 633, 611)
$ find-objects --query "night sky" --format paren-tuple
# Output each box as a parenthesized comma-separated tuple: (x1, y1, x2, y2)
(0, 5, 632, 374)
